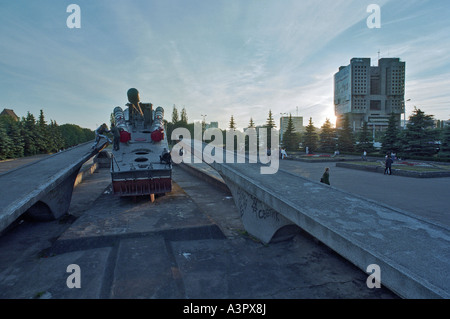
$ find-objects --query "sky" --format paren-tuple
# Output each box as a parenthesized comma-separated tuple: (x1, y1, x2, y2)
(0, 0, 449, 131)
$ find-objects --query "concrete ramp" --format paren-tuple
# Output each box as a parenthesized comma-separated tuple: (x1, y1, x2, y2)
(0, 141, 108, 234)
(176, 139, 450, 299)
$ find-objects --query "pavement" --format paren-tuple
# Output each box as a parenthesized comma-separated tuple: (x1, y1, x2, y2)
(278, 159, 450, 228)
(0, 159, 397, 299)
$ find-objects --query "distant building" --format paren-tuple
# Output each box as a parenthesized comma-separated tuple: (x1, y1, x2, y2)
(206, 121, 219, 129)
(334, 57, 405, 131)
(0, 108, 19, 121)
(280, 116, 303, 142)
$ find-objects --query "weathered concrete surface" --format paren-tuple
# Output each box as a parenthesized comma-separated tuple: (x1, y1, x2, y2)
(0, 140, 108, 233)
(176, 140, 450, 299)
(0, 165, 397, 299)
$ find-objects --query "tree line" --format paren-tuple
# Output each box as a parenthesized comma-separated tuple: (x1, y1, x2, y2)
(282, 107, 450, 160)
(0, 110, 95, 160)
(164, 105, 450, 160)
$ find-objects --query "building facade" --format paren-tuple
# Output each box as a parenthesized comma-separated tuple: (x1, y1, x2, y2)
(334, 58, 405, 131)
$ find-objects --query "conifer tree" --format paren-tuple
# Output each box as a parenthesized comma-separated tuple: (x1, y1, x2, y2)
(319, 118, 336, 153)
(263, 110, 276, 149)
(439, 125, 450, 157)
(8, 120, 24, 158)
(381, 113, 400, 154)
(0, 121, 12, 160)
(248, 118, 255, 128)
(265, 110, 276, 129)
(21, 112, 38, 156)
(337, 114, 355, 152)
(283, 114, 297, 151)
(399, 108, 438, 157)
(303, 117, 318, 153)
(180, 107, 188, 125)
(357, 121, 375, 153)
(172, 104, 179, 124)
(229, 115, 236, 130)
(37, 109, 51, 153)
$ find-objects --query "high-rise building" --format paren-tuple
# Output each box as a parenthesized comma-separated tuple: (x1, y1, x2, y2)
(280, 116, 303, 142)
(334, 57, 405, 131)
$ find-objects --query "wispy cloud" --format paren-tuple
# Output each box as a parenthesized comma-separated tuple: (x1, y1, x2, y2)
(0, 0, 449, 129)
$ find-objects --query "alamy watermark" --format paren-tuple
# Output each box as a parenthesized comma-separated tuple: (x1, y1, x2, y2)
(171, 123, 280, 175)
(66, 264, 81, 288)
(366, 264, 381, 289)
(66, 4, 81, 29)
(367, 4, 381, 29)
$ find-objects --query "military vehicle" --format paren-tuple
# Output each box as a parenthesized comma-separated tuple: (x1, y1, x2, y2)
(109, 88, 172, 199)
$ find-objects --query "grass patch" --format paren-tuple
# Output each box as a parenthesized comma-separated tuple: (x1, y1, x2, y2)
(346, 161, 450, 172)
(347, 161, 382, 166)
(392, 166, 449, 172)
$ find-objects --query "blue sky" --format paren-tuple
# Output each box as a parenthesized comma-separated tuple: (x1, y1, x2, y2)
(0, 0, 449, 130)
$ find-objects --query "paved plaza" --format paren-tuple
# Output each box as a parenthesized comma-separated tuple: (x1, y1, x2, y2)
(278, 159, 450, 228)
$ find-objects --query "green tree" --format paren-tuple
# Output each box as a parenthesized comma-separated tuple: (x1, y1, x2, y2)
(357, 121, 375, 153)
(381, 113, 400, 154)
(48, 120, 64, 152)
(180, 107, 188, 125)
(337, 114, 355, 152)
(265, 110, 276, 129)
(248, 118, 255, 129)
(59, 124, 94, 148)
(303, 117, 318, 153)
(36, 109, 52, 153)
(319, 118, 336, 153)
(0, 121, 13, 160)
(263, 110, 276, 149)
(172, 104, 179, 124)
(21, 112, 38, 156)
(229, 115, 236, 130)
(282, 114, 298, 151)
(399, 108, 438, 157)
(439, 125, 450, 157)
(0, 114, 24, 158)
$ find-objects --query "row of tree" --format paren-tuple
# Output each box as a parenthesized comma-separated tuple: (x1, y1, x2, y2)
(282, 108, 450, 159)
(164, 105, 449, 159)
(0, 110, 95, 160)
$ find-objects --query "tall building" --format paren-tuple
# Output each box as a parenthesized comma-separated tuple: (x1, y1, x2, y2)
(334, 57, 405, 131)
(280, 116, 303, 142)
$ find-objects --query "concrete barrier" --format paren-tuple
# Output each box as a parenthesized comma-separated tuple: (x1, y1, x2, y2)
(0, 141, 109, 232)
(174, 139, 450, 299)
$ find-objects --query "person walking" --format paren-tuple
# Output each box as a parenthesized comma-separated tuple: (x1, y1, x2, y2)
(384, 155, 393, 175)
(362, 150, 367, 161)
(320, 167, 330, 185)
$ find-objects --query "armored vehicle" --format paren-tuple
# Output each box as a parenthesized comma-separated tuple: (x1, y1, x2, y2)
(110, 88, 172, 198)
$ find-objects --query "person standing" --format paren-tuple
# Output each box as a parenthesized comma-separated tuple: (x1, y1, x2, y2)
(320, 167, 330, 185)
(384, 155, 393, 175)
(110, 124, 121, 151)
(92, 123, 112, 149)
